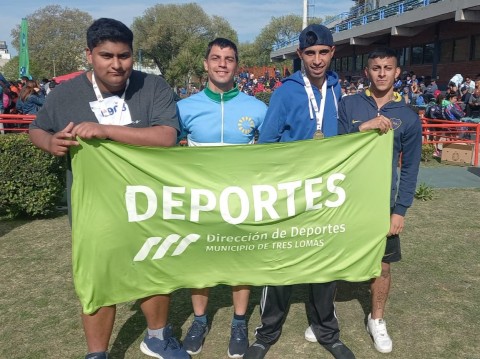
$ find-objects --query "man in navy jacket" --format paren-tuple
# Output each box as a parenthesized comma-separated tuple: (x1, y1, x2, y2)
(338, 47, 422, 354)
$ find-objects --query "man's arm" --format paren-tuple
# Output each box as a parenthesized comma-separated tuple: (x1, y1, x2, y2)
(29, 122, 79, 157)
(257, 92, 284, 143)
(390, 116, 422, 235)
(70, 122, 177, 147)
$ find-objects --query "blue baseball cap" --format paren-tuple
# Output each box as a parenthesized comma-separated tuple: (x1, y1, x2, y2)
(299, 24, 334, 49)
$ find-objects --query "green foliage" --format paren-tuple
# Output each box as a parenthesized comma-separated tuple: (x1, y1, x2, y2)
(415, 182, 435, 201)
(421, 144, 435, 162)
(132, 3, 237, 87)
(11, 5, 92, 79)
(0, 56, 19, 80)
(0, 134, 66, 218)
(252, 15, 323, 66)
(254, 91, 272, 106)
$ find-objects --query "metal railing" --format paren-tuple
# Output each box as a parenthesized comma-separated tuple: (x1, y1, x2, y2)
(421, 117, 480, 166)
(272, 0, 443, 51)
(0, 114, 35, 134)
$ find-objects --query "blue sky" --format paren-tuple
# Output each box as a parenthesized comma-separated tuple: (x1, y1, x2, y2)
(1, 0, 352, 56)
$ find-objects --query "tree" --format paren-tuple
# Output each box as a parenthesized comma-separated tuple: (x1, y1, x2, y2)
(0, 57, 19, 81)
(253, 15, 323, 66)
(11, 5, 92, 79)
(131, 3, 237, 87)
(238, 43, 259, 68)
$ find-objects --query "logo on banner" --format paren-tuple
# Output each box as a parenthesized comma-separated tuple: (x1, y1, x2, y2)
(133, 233, 200, 261)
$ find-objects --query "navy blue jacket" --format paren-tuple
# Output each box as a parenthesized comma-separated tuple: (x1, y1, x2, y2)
(338, 90, 422, 216)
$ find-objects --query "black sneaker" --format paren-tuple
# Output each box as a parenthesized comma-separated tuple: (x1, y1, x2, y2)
(322, 340, 356, 359)
(85, 352, 108, 359)
(228, 322, 248, 358)
(244, 340, 271, 359)
(182, 320, 209, 355)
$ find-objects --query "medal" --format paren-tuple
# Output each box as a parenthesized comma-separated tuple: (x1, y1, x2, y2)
(313, 130, 324, 140)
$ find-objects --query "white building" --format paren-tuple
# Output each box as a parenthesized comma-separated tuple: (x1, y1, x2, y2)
(0, 41, 11, 69)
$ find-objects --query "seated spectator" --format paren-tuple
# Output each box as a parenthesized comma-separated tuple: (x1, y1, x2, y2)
(466, 87, 480, 118)
(460, 86, 471, 110)
(425, 92, 443, 119)
(443, 91, 465, 121)
(424, 79, 438, 96)
(16, 80, 45, 114)
(401, 86, 412, 104)
(462, 76, 475, 93)
(46, 80, 57, 95)
(273, 77, 282, 90)
(269, 77, 276, 90)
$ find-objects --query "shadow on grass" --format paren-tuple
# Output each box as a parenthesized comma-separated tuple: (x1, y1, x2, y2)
(336, 280, 371, 322)
(0, 208, 67, 237)
(107, 282, 371, 357)
(109, 286, 265, 358)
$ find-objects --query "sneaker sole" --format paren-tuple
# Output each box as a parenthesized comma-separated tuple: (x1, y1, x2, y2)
(186, 345, 203, 355)
(366, 325, 393, 353)
(140, 341, 166, 359)
(304, 327, 317, 343)
(184, 327, 208, 355)
(227, 349, 244, 358)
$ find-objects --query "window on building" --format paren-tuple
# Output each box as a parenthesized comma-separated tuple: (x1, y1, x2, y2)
(423, 43, 434, 64)
(453, 37, 469, 62)
(474, 35, 480, 60)
(342, 57, 348, 72)
(397, 47, 410, 66)
(335, 58, 342, 71)
(355, 55, 363, 71)
(348, 56, 355, 71)
(362, 53, 369, 68)
(440, 39, 453, 63)
(411, 46, 423, 65)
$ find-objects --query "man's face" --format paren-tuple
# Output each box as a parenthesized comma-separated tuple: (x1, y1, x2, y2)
(204, 45, 237, 93)
(297, 45, 335, 85)
(365, 56, 400, 94)
(86, 40, 133, 92)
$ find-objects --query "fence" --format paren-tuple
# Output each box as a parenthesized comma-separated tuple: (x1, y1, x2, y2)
(421, 117, 480, 166)
(2, 114, 479, 166)
(272, 0, 443, 51)
(0, 114, 35, 133)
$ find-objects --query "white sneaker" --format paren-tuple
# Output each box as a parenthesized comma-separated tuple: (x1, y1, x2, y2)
(366, 313, 393, 353)
(304, 326, 317, 342)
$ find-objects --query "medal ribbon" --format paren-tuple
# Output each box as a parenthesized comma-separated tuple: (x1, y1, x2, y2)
(91, 72, 130, 124)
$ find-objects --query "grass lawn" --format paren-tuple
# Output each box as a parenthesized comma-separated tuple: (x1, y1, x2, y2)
(1, 188, 479, 358)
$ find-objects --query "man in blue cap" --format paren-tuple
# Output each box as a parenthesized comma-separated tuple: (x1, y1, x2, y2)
(244, 24, 355, 359)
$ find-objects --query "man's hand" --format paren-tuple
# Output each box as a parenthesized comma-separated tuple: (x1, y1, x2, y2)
(359, 115, 392, 134)
(388, 214, 404, 236)
(48, 122, 79, 156)
(71, 122, 109, 140)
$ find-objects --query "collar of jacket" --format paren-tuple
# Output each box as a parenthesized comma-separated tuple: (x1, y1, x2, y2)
(204, 85, 239, 103)
(365, 88, 402, 103)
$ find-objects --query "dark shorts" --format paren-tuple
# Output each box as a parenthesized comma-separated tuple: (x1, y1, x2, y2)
(382, 234, 401, 263)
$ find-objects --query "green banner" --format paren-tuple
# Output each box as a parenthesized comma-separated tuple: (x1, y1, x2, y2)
(19, 18, 30, 79)
(71, 131, 393, 314)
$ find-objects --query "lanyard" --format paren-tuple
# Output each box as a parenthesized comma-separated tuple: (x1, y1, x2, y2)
(91, 72, 129, 121)
(303, 75, 328, 132)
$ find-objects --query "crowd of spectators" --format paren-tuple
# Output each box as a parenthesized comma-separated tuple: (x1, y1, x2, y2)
(333, 71, 480, 122)
(0, 75, 58, 116)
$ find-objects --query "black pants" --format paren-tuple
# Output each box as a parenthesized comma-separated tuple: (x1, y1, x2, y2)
(254, 282, 339, 345)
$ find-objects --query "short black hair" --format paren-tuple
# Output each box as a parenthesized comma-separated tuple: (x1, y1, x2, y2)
(367, 47, 399, 67)
(205, 38, 238, 63)
(86, 18, 133, 51)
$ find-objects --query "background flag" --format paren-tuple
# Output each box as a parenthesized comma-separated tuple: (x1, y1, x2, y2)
(19, 18, 30, 79)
